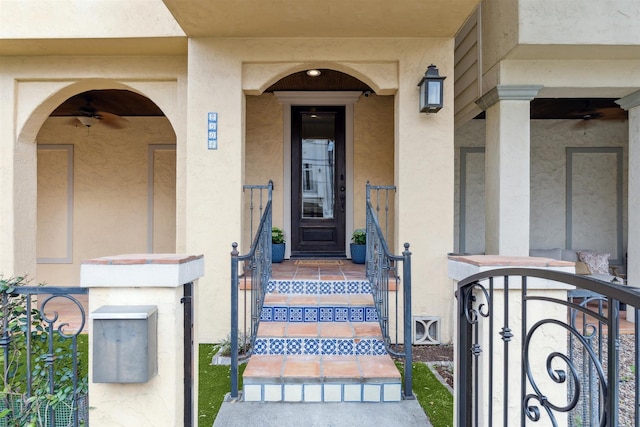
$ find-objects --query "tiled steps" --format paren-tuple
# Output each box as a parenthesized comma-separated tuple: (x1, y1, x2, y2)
(242, 280, 402, 403)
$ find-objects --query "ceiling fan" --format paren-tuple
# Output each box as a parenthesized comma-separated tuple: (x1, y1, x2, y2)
(568, 99, 626, 128)
(74, 97, 127, 129)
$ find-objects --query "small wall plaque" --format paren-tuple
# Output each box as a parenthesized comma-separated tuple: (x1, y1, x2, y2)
(208, 112, 218, 150)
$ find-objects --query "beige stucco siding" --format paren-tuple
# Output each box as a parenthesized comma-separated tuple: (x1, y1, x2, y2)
(36, 117, 176, 286)
(455, 118, 628, 262)
(188, 37, 455, 342)
(354, 94, 395, 237)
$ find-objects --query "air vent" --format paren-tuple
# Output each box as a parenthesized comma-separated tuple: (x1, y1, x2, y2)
(413, 316, 440, 345)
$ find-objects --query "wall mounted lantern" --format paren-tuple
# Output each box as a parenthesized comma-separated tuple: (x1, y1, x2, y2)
(417, 64, 446, 114)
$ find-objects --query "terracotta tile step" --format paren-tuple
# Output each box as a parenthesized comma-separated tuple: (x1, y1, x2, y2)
(258, 321, 383, 339)
(242, 355, 402, 402)
(264, 292, 374, 305)
(244, 355, 400, 382)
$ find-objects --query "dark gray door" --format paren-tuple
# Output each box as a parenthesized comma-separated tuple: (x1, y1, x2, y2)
(291, 106, 346, 257)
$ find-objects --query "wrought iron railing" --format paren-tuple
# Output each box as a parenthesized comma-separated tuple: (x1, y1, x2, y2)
(365, 183, 413, 399)
(1, 280, 88, 427)
(230, 181, 273, 399)
(457, 268, 640, 426)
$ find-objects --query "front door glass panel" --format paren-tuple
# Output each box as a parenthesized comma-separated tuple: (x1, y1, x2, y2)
(301, 112, 336, 219)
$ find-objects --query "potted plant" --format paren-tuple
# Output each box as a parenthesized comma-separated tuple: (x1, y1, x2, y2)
(272, 226, 286, 263)
(350, 228, 366, 264)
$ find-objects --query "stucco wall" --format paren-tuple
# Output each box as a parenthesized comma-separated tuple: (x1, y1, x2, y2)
(36, 117, 176, 286)
(244, 92, 395, 251)
(518, 0, 640, 46)
(244, 94, 284, 249)
(354, 94, 395, 240)
(455, 118, 628, 264)
(188, 37, 454, 342)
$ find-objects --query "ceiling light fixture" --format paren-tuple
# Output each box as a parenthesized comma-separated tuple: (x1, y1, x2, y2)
(306, 69, 321, 77)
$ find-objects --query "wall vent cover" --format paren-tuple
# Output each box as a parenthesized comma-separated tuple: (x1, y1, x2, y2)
(413, 316, 441, 345)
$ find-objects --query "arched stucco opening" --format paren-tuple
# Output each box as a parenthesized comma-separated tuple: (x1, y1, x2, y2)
(16, 81, 177, 286)
(243, 67, 395, 257)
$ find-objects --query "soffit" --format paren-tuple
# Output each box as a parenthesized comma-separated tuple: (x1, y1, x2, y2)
(162, 0, 480, 38)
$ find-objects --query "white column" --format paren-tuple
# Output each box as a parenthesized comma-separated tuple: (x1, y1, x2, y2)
(476, 85, 542, 256)
(616, 91, 640, 321)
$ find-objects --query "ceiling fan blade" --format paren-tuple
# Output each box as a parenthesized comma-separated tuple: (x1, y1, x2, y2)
(595, 107, 626, 120)
(96, 111, 129, 129)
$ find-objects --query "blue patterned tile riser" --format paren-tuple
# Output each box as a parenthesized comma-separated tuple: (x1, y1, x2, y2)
(261, 306, 378, 322)
(253, 337, 388, 356)
(266, 280, 372, 294)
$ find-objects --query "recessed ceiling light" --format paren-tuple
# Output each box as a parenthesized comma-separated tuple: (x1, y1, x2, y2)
(306, 69, 321, 77)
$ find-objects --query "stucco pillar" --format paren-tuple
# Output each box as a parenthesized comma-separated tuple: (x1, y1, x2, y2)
(616, 91, 640, 321)
(186, 40, 244, 342)
(476, 85, 542, 256)
(81, 254, 204, 427)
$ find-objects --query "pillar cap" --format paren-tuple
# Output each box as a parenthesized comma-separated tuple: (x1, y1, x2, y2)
(616, 90, 640, 111)
(476, 85, 543, 111)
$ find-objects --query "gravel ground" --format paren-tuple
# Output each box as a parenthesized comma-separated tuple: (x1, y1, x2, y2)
(609, 334, 636, 426)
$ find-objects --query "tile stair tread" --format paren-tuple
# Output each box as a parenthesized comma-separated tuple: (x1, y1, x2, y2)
(243, 354, 401, 383)
(263, 294, 375, 306)
(257, 321, 383, 339)
(243, 275, 402, 401)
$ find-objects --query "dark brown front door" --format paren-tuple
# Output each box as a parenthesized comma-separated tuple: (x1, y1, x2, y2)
(291, 106, 346, 257)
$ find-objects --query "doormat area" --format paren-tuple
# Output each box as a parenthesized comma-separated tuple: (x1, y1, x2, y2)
(293, 259, 344, 266)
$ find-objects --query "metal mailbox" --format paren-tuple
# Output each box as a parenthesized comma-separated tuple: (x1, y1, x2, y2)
(91, 305, 158, 383)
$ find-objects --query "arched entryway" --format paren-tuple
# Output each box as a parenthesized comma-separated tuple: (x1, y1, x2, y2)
(29, 86, 177, 286)
(244, 68, 395, 259)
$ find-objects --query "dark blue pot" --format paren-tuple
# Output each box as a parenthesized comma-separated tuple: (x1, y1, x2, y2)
(350, 243, 366, 264)
(272, 243, 285, 263)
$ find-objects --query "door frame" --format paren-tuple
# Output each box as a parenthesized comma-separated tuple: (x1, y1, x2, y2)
(274, 91, 361, 259)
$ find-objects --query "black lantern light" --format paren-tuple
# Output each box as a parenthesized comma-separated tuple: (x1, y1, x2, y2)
(417, 64, 446, 114)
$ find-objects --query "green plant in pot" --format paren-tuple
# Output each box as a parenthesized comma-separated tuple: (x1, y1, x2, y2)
(272, 226, 286, 263)
(350, 228, 366, 264)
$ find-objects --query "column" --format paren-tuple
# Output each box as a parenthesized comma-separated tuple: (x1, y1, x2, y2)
(616, 90, 640, 321)
(81, 254, 204, 427)
(476, 85, 542, 256)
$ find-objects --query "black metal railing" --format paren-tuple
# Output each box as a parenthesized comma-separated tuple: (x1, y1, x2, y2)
(457, 268, 640, 426)
(365, 183, 413, 399)
(230, 181, 273, 399)
(1, 280, 88, 427)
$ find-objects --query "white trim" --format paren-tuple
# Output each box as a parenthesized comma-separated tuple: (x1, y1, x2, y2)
(37, 144, 74, 264)
(274, 91, 362, 105)
(276, 91, 361, 258)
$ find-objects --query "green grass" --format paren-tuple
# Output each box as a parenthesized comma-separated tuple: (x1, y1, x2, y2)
(198, 344, 246, 427)
(397, 361, 454, 427)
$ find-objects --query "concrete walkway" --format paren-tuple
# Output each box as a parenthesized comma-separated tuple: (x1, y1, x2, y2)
(213, 399, 433, 427)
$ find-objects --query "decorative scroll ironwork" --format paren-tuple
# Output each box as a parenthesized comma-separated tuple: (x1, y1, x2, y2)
(1, 281, 88, 427)
(456, 268, 640, 426)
